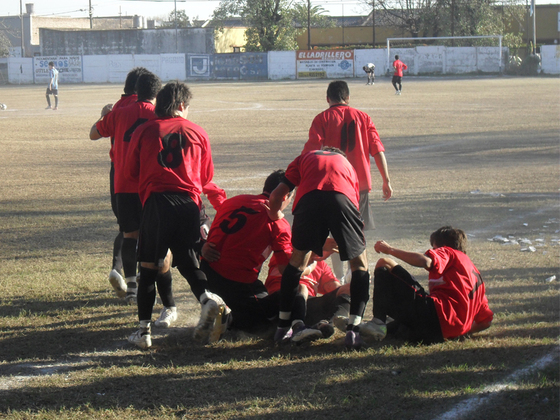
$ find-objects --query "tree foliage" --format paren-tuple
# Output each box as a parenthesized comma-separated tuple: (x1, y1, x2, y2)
(370, 0, 525, 49)
(159, 10, 191, 28)
(290, 2, 334, 28)
(212, 0, 332, 51)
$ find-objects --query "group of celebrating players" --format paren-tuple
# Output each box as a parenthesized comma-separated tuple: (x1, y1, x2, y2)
(89, 67, 493, 351)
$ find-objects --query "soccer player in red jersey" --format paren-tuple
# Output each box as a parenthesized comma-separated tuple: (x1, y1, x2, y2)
(266, 147, 371, 350)
(197, 170, 296, 343)
(90, 67, 149, 301)
(124, 81, 217, 349)
(89, 71, 161, 306)
(392, 55, 408, 95)
(361, 226, 493, 344)
(303, 80, 392, 279)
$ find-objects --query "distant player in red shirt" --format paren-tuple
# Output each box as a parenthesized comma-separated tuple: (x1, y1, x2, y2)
(89, 67, 149, 302)
(198, 170, 296, 343)
(90, 71, 161, 306)
(266, 147, 371, 350)
(361, 226, 493, 344)
(303, 80, 392, 280)
(392, 55, 408, 95)
(124, 81, 217, 349)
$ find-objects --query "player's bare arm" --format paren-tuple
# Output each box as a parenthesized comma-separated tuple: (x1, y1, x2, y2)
(264, 182, 291, 221)
(373, 152, 393, 201)
(374, 240, 432, 270)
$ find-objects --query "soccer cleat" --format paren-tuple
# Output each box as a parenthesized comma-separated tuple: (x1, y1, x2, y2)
(193, 298, 219, 344)
(312, 320, 335, 339)
(395, 90, 400, 95)
(108, 269, 127, 299)
(360, 319, 387, 341)
(53, 107, 58, 111)
(274, 326, 293, 345)
(332, 315, 348, 333)
(208, 305, 231, 343)
(291, 322, 323, 344)
(128, 325, 152, 349)
(345, 330, 364, 350)
(45, 106, 52, 109)
(154, 306, 178, 328)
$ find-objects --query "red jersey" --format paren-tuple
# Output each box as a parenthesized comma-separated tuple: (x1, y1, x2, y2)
(393, 59, 407, 77)
(125, 115, 214, 207)
(96, 101, 155, 194)
(205, 193, 292, 284)
(285, 150, 360, 211)
(105, 94, 138, 163)
(266, 257, 337, 297)
(202, 181, 226, 211)
(426, 247, 493, 339)
(303, 104, 385, 192)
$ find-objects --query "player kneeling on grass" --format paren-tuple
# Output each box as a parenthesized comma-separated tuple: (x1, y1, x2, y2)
(360, 226, 493, 344)
(124, 81, 217, 349)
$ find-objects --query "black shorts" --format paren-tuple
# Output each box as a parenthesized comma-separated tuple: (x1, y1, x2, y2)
(46, 87, 58, 95)
(138, 192, 200, 267)
(359, 191, 375, 231)
(392, 76, 402, 84)
(201, 260, 278, 333)
(115, 193, 142, 233)
(305, 288, 348, 326)
(292, 190, 366, 261)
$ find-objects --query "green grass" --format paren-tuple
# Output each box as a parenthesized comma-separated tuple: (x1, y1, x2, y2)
(0, 77, 559, 419)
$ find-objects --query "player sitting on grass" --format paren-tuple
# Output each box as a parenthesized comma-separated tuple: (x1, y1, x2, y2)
(360, 226, 493, 344)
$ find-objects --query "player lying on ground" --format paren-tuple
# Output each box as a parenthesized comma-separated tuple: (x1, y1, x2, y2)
(360, 226, 493, 344)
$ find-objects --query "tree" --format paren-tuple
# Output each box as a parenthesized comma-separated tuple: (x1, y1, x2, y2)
(0, 32, 11, 57)
(290, 2, 334, 28)
(159, 9, 191, 28)
(213, 0, 298, 51)
(369, 0, 525, 49)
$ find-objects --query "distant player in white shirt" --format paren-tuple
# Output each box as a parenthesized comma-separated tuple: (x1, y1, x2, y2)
(45, 61, 59, 110)
(363, 63, 375, 85)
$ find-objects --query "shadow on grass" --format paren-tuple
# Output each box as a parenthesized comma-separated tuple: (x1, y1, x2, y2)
(0, 342, 557, 419)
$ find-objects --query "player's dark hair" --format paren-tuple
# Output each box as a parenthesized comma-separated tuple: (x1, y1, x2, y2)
(136, 72, 161, 102)
(430, 226, 467, 254)
(321, 146, 347, 159)
(327, 81, 349, 103)
(124, 67, 149, 95)
(48, 61, 54, 66)
(155, 81, 193, 117)
(263, 170, 285, 194)
(395, 55, 399, 60)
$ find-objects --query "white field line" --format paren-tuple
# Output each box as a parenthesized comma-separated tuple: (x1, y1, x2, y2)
(434, 347, 560, 420)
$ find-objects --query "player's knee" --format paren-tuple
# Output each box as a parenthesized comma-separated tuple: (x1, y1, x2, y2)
(375, 257, 397, 271)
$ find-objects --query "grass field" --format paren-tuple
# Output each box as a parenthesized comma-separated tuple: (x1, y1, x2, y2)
(0, 76, 559, 419)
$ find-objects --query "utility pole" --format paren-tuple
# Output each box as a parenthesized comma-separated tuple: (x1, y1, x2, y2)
(89, 0, 93, 29)
(20, 0, 25, 57)
(372, 0, 375, 47)
(175, 0, 178, 54)
(307, 0, 311, 50)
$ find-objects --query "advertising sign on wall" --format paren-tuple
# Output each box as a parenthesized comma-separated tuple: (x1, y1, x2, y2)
(34, 56, 83, 84)
(296, 50, 354, 79)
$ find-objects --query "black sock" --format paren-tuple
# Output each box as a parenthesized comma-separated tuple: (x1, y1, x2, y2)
(121, 237, 137, 279)
(156, 270, 175, 308)
(137, 266, 158, 321)
(112, 231, 123, 272)
(350, 270, 370, 318)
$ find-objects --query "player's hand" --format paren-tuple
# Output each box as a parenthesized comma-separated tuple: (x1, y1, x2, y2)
(322, 237, 339, 257)
(382, 181, 393, 201)
(261, 200, 284, 221)
(201, 242, 220, 262)
(101, 103, 113, 117)
(374, 240, 392, 254)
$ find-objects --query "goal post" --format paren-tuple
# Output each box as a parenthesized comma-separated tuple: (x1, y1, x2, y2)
(387, 35, 504, 75)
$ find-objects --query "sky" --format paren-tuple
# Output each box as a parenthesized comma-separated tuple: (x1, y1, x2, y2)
(0, 0, 554, 22)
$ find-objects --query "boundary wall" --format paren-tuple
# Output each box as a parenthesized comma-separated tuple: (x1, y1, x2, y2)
(2, 46, 559, 84)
